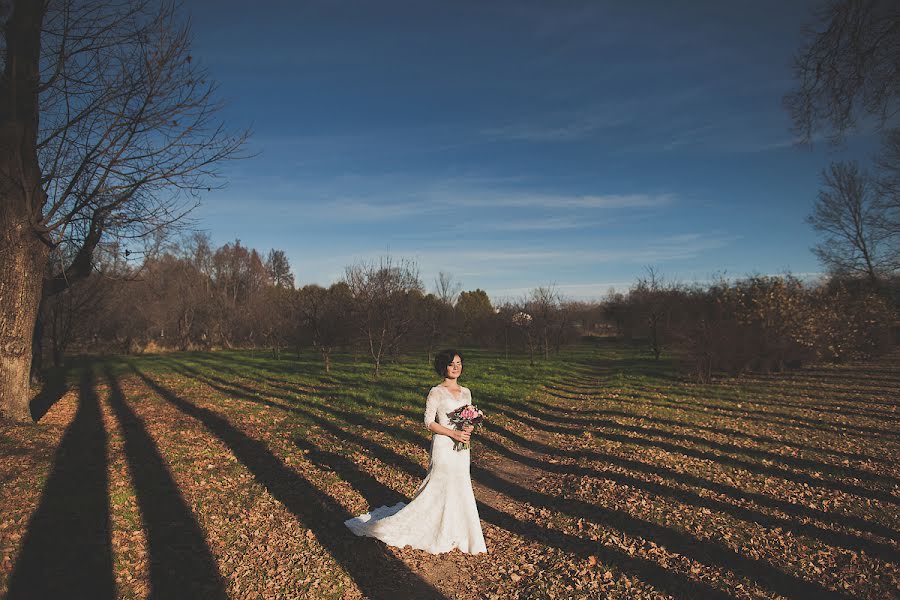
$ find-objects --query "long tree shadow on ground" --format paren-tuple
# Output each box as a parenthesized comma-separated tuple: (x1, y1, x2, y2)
(293, 425, 734, 600)
(131, 367, 445, 600)
(327, 389, 900, 548)
(162, 359, 734, 597)
(166, 355, 900, 538)
(7, 367, 116, 599)
(519, 392, 893, 465)
(289, 385, 856, 598)
(474, 431, 900, 562)
(619, 383, 900, 441)
(158, 359, 849, 600)
(104, 367, 227, 599)
(484, 419, 899, 542)
(259, 372, 899, 553)
(487, 402, 900, 490)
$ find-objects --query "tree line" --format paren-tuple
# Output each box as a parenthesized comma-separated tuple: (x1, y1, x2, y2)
(38, 236, 585, 376)
(605, 269, 898, 382)
(39, 235, 898, 385)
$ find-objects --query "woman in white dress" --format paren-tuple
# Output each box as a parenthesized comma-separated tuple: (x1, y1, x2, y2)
(344, 349, 487, 554)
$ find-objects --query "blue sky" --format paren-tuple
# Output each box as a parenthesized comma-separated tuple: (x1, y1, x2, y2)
(186, 0, 877, 300)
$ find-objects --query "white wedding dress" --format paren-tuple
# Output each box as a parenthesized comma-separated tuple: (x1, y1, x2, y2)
(344, 385, 487, 554)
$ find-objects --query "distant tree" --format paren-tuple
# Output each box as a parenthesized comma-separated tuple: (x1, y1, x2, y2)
(732, 275, 814, 372)
(553, 301, 577, 353)
(257, 285, 294, 359)
(631, 267, 671, 360)
(210, 241, 269, 346)
(601, 290, 628, 335)
(456, 289, 493, 315)
(144, 252, 207, 351)
(434, 272, 462, 306)
(511, 308, 536, 366)
(0, 0, 248, 421)
(456, 289, 493, 344)
(418, 293, 454, 363)
(807, 162, 899, 282)
(343, 257, 423, 377)
(296, 283, 353, 372)
(529, 285, 561, 359)
(183, 232, 216, 347)
(42, 274, 105, 366)
(266, 249, 295, 289)
(494, 303, 517, 359)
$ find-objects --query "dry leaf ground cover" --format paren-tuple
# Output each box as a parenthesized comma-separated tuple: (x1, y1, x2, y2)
(0, 339, 897, 599)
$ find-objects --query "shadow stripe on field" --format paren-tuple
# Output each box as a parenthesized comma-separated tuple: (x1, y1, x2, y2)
(161, 360, 848, 600)
(7, 368, 116, 599)
(132, 367, 445, 600)
(105, 367, 227, 598)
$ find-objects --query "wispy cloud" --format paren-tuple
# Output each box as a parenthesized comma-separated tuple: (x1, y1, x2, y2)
(210, 172, 678, 222)
(481, 110, 632, 142)
(476, 216, 598, 231)
(303, 192, 675, 222)
(463, 193, 675, 210)
(321, 230, 736, 271)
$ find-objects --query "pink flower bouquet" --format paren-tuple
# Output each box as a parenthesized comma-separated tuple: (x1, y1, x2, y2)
(447, 404, 485, 451)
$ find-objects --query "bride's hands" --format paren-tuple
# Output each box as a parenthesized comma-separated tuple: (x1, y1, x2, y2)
(451, 427, 472, 443)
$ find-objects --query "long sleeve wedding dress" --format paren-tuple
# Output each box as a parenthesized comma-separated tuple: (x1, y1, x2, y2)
(344, 385, 487, 554)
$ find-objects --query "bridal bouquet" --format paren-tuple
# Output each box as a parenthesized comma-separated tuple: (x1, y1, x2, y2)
(447, 404, 485, 451)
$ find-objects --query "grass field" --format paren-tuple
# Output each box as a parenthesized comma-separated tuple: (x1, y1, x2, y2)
(1, 339, 897, 599)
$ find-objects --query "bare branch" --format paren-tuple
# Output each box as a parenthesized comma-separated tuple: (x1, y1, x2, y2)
(32, 0, 249, 291)
(784, 0, 899, 145)
(807, 161, 899, 281)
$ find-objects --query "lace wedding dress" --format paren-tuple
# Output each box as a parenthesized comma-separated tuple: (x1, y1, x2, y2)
(344, 385, 487, 554)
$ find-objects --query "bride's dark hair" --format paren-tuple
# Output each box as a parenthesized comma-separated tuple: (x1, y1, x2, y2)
(434, 349, 463, 378)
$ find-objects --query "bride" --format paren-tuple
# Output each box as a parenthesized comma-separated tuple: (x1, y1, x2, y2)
(344, 349, 487, 554)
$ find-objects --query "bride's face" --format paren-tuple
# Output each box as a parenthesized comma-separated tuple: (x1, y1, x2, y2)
(447, 356, 462, 379)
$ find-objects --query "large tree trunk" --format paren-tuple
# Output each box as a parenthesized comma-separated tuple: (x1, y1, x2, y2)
(0, 214, 48, 421)
(0, 1, 49, 422)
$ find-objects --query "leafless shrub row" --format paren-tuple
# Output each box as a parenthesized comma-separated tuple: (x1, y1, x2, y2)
(604, 272, 897, 382)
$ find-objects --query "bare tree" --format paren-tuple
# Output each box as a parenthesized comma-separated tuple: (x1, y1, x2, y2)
(511, 308, 536, 366)
(343, 256, 423, 377)
(209, 240, 268, 347)
(145, 251, 207, 350)
(434, 271, 461, 306)
(456, 288, 493, 345)
(807, 162, 899, 282)
(266, 249, 295, 289)
(553, 300, 576, 353)
(296, 283, 353, 373)
(875, 128, 900, 218)
(494, 302, 516, 359)
(0, 0, 248, 421)
(633, 266, 670, 360)
(418, 293, 452, 363)
(529, 285, 560, 360)
(42, 272, 105, 366)
(784, 0, 898, 146)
